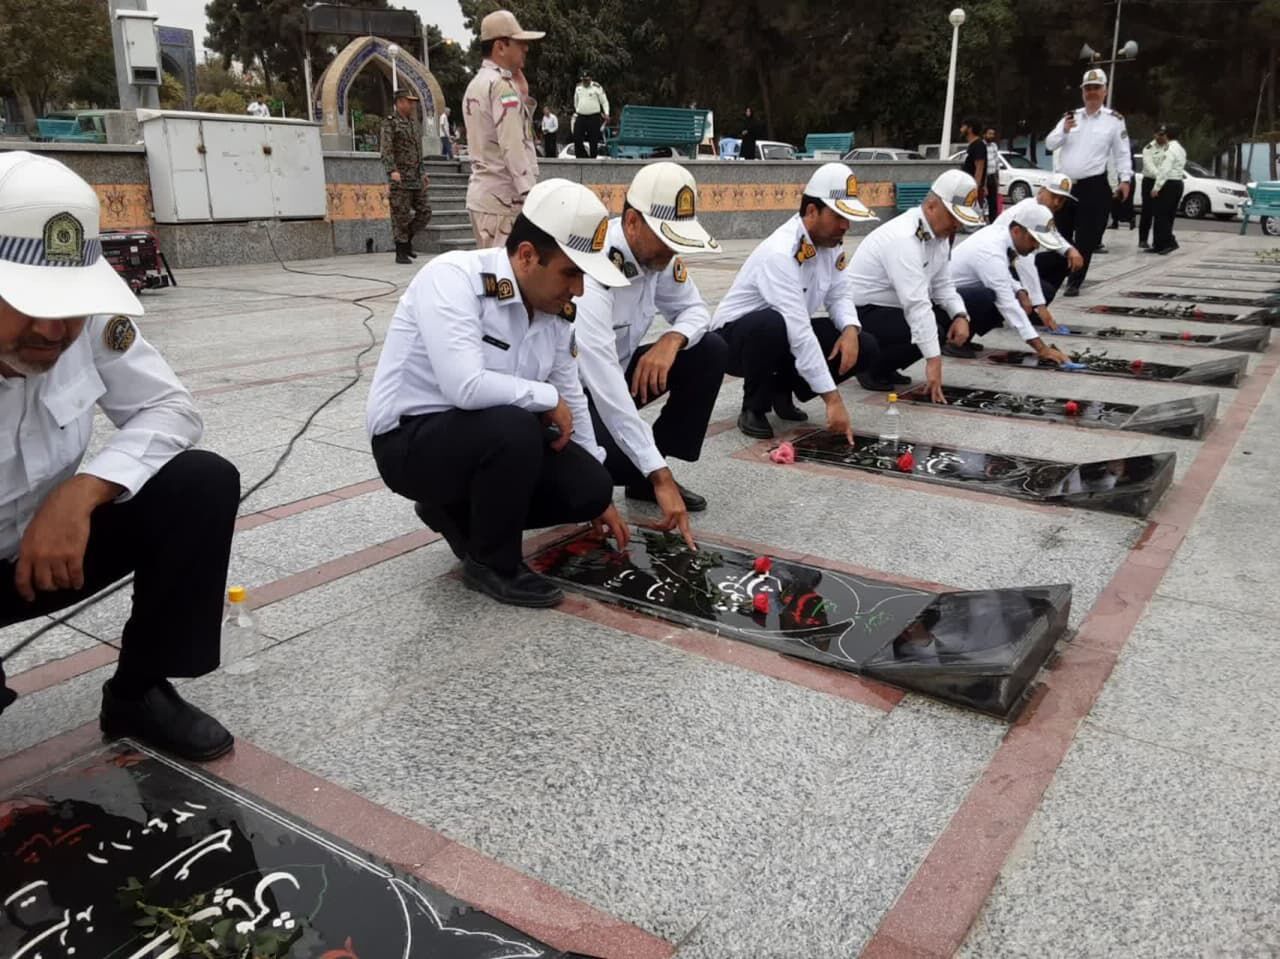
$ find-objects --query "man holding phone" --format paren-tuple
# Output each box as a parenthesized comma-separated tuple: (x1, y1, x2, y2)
(1044, 67, 1132, 297)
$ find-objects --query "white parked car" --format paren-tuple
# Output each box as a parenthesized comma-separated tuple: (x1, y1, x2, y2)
(845, 147, 926, 161)
(947, 149, 1062, 203)
(719, 138, 797, 160)
(1131, 154, 1249, 219)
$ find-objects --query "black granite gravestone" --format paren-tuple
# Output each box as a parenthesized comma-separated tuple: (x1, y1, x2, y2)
(1122, 290, 1280, 308)
(789, 431, 1174, 517)
(0, 744, 596, 959)
(1047, 320, 1269, 352)
(529, 529, 1071, 719)
(985, 349, 1246, 386)
(897, 385, 1217, 439)
(1084, 304, 1244, 324)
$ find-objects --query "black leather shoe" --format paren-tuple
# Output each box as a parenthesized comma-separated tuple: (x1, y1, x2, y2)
(414, 501, 467, 560)
(857, 372, 898, 392)
(463, 558, 564, 608)
(1063, 285, 1081, 298)
(625, 482, 708, 512)
(942, 342, 977, 359)
(405, 237, 419, 259)
(1138, 239, 1149, 249)
(772, 392, 808, 421)
(101, 680, 233, 762)
(1094, 244, 1109, 254)
(737, 409, 774, 439)
(395, 242, 413, 264)
(890, 372, 912, 386)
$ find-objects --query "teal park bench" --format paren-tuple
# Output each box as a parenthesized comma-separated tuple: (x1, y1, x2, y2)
(1240, 181, 1280, 237)
(799, 132, 855, 159)
(606, 106, 709, 159)
(35, 118, 103, 143)
(894, 182, 932, 214)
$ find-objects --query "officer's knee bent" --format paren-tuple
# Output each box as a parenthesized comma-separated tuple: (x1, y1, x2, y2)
(693, 330, 730, 373)
(480, 406, 544, 460)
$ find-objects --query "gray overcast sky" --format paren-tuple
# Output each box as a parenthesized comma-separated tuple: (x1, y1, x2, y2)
(146, 0, 471, 55)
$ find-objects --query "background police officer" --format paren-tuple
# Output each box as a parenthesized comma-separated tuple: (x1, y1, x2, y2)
(1044, 67, 1132, 296)
(573, 71, 609, 159)
(367, 179, 630, 608)
(381, 90, 431, 264)
(0, 153, 239, 762)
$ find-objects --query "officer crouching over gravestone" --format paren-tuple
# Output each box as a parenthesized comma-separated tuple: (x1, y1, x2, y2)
(0, 152, 239, 761)
(367, 179, 631, 609)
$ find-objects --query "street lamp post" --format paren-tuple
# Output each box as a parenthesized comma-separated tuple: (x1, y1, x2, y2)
(939, 8, 965, 159)
(388, 42, 400, 94)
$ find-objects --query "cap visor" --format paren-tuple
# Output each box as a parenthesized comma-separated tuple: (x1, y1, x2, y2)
(642, 212, 718, 253)
(1032, 230, 1066, 252)
(947, 202, 986, 230)
(512, 29, 545, 39)
(824, 197, 879, 222)
(563, 246, 629, 288)
(1047, 188, 1077, 201)
(0, 256, 144, 319)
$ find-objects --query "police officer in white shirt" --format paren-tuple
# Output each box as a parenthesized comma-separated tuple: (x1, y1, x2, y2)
(574, 163, 727, 543)
(848, 169, 981, 401)
(1044, 67, 1132, 297)
(367, 178, 630, 608)
(0, 152, 238, 761)
(711, 162, 881, 440)
(1000, 179, 1086, 315)
(950, 202, 1072, 365)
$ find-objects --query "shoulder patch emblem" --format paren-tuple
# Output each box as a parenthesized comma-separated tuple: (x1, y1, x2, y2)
(104, 315, 136, 353)
(673, 257, 688, 283)
(591, 218, 608, 253)
(915, 224, 930, 242)
(794, 240, 817, 265)
(836, 251, 848, 271)
(496, 278, 515, 300)
(559, 302, 577, 321)
(570, 328, 579, 358)
(481, 272, 498, 297)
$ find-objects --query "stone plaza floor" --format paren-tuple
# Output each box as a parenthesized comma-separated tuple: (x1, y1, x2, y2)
(2, 223, 1278, 957)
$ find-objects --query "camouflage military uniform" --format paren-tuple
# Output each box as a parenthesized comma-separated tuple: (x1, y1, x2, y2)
(463, 59, 539, 248)
(381, 111, 431, 245)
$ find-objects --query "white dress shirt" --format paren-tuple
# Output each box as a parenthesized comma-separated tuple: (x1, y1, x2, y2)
(847, 208, 966, 360)
(439, 113, 451, 138)
(365, 247, 603, 461)
(993, 197, 1076, 309)
(573, 218, 712, 477)
(1, 316, 202, 562)
(541, 113, 559, 134)
(710, 214, 860, 396)
(1045, 107, 1133, 182)
(950, 221, 1039, 342)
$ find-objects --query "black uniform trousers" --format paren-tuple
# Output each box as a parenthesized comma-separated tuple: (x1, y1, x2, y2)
(0, 450, 239, 713)
(371, 407, 613, 574)
(1152, 179, 1184, 252)
(719, 310, 880, 413)
(954, 286, 1007, 341)
(542, 131, 557, 159)
(1033, 253, 1066, 305)
(1055, 173, 1112, 292)
(1137, 176, 1156, 244)
(858, 303, 957, 376)
(986, 175, 1000, 222)
(574, 114, 603, 159)
(587, 333, 728, 489)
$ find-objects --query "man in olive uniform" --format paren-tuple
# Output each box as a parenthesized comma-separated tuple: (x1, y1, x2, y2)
(381, 90, 431, 264)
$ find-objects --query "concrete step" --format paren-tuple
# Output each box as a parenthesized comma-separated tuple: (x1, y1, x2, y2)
(429, 209, 470, 225)
(419, 222, 476, 253)
(430, 188, 467, 201)
(439, 236, 477, 252)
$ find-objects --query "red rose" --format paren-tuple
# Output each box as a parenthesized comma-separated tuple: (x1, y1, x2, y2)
(752, 593, 770, 614)
(753, 556, 772, 574)
(1180, 331, 1193, 340)
(1130, 359, 1145, 371)
(1064, 400, 1080, 415)
(896, 451, 915, 472)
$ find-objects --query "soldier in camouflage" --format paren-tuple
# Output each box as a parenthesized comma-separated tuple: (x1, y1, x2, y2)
(381, 90, 431, 264)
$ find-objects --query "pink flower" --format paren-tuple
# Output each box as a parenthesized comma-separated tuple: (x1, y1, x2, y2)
(769, 442, 796, 464)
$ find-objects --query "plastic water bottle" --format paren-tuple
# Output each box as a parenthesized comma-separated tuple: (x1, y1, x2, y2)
(221, 586, 260, 673)
(879, 393, 901, 452)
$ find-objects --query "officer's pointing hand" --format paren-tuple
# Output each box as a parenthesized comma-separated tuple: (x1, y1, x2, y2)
(649, 471, 696, 551)
(541, 396, 574, 452)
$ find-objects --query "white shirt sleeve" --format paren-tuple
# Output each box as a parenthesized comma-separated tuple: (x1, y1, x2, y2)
(1044, 115, 1068, 152)
(929, 255, 967, 324)
(1016, 253, 1047, 308)
(654, 261, 712, 349)
(1113, 119, 1133, 181)
(574, 280, 664, 475)
(760, 251, 836, 395)
(547, 320, 605, 462)
(825, 257, 861, 331)
(81, 317, 203, 499)
(978, 246, 1038, 342)
(886, 237, 943, 360)
(415, 263, 559, 412)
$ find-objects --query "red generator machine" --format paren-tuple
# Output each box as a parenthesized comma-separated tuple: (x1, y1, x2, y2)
(100, 230, 177, 295)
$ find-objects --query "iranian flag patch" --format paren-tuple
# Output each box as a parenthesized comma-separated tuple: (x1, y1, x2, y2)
(499, 91, 520, 110)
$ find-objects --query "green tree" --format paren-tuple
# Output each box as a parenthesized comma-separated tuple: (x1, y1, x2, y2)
(160, 72, 188, 110)
(0, 0, 113, 130)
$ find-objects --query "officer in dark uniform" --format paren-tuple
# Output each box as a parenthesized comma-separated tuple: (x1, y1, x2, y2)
(0, 152, 238, 761)
(381, 90, 432, 264)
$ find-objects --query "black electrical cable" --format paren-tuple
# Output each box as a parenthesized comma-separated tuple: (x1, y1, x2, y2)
(1, 228, 404, 665)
